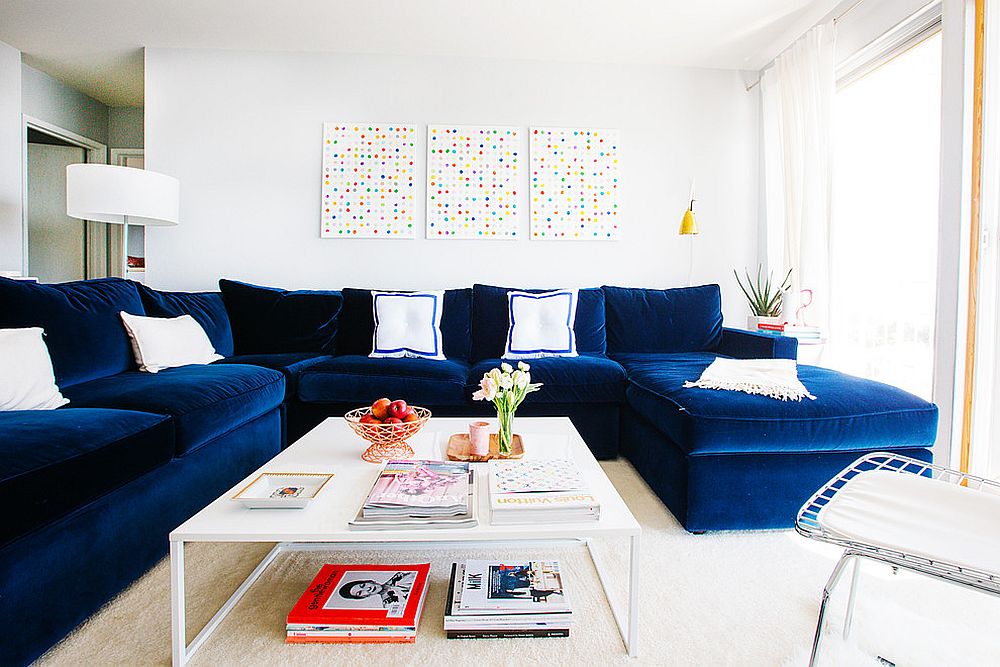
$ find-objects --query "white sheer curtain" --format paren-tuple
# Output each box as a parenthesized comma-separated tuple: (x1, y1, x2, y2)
(761, 23, 837, 329)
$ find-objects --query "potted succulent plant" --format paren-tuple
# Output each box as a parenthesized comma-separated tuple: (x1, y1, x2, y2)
(735, 265, 793, 331)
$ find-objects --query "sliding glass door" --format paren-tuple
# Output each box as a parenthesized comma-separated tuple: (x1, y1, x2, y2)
(826, 31, 942, 401)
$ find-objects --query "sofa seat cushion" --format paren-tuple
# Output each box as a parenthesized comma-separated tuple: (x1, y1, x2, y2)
(297, 355, 469, 406)
(615, 353, 939, 455)
(62, 365, 285, 456)
(215, 353, 333, 398)
(0, 408, 174, 547)
(467, 356, 627, 404)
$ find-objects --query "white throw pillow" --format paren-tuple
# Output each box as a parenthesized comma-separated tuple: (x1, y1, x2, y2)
(120, 311, 223, 373)
(0, 328, 70, 410)
(503, 289, 579, 359)
(369, 291, 447, 360)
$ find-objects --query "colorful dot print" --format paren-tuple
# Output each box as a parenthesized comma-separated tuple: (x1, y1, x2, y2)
(321, 123, 416, 238)
(529, 127, 620, 241)
(426, 125, 520, 239)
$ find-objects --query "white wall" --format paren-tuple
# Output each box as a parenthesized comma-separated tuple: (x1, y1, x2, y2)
(22, 63, 109, 146)
(109, 107, 143, 149)
(145, 48, 759, 322)
(0, 41, 22, 273)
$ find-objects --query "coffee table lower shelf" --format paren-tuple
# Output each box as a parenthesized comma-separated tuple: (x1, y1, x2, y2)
(169, 534, 640, 665)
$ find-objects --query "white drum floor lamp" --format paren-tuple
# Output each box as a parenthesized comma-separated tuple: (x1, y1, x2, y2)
(66, 164, 180, 278)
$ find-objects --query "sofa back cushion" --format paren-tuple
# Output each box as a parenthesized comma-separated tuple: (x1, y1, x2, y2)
(471, 284, 606, 361)
(136, 284, 234, 357)
(0, 277, 144, 387)
(602, 284, 723, 354)
(218, 279, 342, 355)
(336, 288, 473, 361)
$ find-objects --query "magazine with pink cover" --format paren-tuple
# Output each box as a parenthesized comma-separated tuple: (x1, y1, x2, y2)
(366, 460, 469, 508)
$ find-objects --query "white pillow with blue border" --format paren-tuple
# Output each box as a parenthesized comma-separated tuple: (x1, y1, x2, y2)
(503, 288, 579, 359)
(370, 291, 447, 360)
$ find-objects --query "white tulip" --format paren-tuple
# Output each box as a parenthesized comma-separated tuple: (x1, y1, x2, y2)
(517, 361, 530, 372)
(501, 362, 514, 373)
(499, 373, 514, 389)
(513, 370, 529, 388)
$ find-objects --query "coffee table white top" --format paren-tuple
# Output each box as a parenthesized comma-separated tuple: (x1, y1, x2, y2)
(170, 417, 640, 543)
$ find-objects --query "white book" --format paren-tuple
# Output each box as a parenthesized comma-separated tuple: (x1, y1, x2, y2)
(488, 459, 600, 518)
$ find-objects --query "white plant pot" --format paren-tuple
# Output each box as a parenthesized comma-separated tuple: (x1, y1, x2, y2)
(747, 315, 784, 331)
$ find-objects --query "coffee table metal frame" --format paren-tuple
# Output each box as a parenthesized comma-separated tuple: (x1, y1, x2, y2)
(169, 417, 641, 665)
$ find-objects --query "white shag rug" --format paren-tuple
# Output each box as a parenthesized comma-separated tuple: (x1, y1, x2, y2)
(35, 460, 1000, 666)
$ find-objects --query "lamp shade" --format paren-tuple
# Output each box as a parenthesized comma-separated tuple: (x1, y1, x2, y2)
(66, 163, 179, 226)
(678, 207, 699, 235)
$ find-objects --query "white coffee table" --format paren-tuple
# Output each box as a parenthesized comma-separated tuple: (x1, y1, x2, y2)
(169, 417, 641, 665)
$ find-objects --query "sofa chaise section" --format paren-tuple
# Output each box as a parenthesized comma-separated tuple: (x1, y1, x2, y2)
(615, 351, 938, 531)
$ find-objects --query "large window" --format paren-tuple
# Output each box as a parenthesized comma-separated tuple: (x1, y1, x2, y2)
(826, 30, 942, 400)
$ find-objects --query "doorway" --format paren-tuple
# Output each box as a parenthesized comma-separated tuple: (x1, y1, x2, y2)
(22, 117, 108, 283)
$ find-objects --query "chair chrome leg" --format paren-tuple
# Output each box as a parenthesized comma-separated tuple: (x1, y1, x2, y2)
(843, 557, 862, 640)
(809, 552, 854, 667)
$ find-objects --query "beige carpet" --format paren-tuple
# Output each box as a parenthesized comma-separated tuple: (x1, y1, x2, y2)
(36, 461, 1000, 666)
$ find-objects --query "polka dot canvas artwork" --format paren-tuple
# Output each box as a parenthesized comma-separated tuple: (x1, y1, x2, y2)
(530, 127, 620, 241)
(426, 125, 521, 239)
(321, 123, 416, 238)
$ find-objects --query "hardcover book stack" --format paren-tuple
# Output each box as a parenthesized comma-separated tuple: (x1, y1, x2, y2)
(286, 563, 430, 643)
(445, 560, 572, 639)
(349, 460, 477, 530)
(757, 321, 823, 341)
(488, 459, 600, 524)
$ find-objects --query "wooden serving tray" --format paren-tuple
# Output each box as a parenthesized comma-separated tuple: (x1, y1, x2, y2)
(447, 433, 524, 462)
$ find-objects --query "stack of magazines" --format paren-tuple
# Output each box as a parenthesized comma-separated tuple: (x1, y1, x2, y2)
(349, 460, 477, 530)
(445, 560, 572, 638)
(286, 563, 430, 643)
(488, 459, 600, 524)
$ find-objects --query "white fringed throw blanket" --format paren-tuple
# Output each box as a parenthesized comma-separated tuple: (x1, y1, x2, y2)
(684, 358, 816, 402)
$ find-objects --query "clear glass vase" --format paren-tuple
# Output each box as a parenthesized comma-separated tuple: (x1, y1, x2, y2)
(496, 408, 515, 456)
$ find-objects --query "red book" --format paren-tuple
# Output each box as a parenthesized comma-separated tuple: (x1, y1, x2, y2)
(756, 322, 786, 331)
(287, 563, 430, 628)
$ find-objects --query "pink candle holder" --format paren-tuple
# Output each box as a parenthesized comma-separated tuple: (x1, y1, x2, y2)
(468, 421, 491, 457)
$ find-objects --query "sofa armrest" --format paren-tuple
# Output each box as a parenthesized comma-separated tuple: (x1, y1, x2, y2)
(717, 327, 798, 360)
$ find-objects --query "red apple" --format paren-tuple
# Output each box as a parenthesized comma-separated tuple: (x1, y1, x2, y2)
(359, 413, 381, 425)
(387, 399, 409, 420)
(402, 411, 419, 423)
(371, 398, 392, 420)
(384, 417, 402, 424)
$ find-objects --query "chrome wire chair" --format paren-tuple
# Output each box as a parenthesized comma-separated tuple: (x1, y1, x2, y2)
(796, 452, 1000, 666)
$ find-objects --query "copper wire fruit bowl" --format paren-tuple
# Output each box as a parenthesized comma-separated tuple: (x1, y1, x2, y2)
(343, 406, 432, 463)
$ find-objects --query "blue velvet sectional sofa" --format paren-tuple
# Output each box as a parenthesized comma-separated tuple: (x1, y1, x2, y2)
(0, 276, 938, 665)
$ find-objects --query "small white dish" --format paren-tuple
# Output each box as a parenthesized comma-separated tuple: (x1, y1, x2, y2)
(232, 472, 334, 509)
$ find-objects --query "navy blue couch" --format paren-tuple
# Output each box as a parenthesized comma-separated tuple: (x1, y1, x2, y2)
(0, 276, 938, 664)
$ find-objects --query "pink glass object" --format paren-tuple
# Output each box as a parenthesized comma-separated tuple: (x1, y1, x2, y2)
(468, 421, 491, 456)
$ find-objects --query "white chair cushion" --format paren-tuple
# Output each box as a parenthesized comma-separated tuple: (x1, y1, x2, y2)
(503, 289, 579, 359)
(370, 291, 446, 360)
(818, 470, 1000, 575)
(120, 311, 223, 373)
(0, 327, 70, 410)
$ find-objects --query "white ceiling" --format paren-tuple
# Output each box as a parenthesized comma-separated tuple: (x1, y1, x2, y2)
(0, 0, 844, 108)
